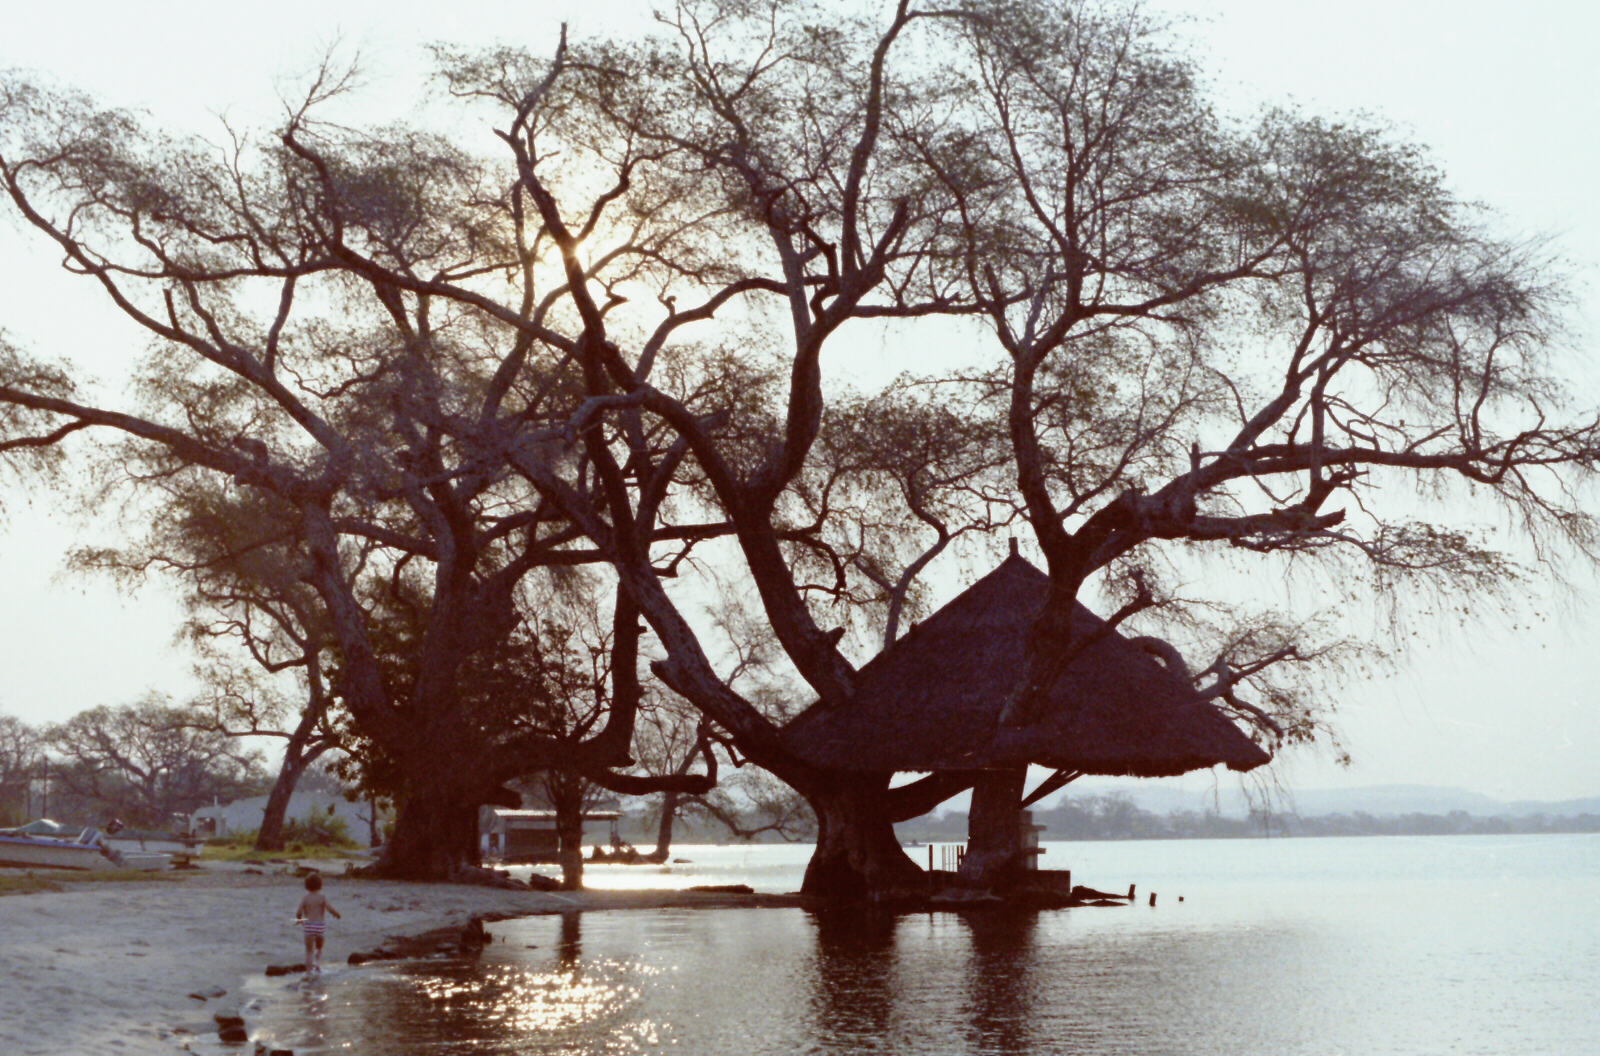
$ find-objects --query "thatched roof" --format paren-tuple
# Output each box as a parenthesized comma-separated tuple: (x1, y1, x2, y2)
(780, 555, 1270, 777)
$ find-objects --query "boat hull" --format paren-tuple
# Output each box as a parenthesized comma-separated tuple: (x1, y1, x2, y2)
(115, 852, 173, 871)
(0, 834, 118, 871)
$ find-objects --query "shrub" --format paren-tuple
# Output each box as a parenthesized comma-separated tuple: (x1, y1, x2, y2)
(282, 814, 355, 848)
(212, 828, 259, 848)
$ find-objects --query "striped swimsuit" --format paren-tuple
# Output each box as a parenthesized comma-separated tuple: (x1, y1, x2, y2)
(300, 919, 327, 937)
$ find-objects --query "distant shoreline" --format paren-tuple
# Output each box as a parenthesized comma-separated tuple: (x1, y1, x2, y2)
(892, 810, 1600, 845)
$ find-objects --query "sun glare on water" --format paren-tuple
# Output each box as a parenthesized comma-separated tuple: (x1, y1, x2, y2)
(412, 961, 651, 1035)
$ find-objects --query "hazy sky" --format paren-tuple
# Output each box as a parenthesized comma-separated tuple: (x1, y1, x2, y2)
(1, 1, 1597, 803)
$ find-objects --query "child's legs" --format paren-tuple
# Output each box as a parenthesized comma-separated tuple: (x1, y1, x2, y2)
(313, 934, 325, 964)
(304, 932, 316, 967)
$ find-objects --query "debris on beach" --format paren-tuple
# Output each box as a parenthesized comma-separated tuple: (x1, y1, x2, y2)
(214, 1008, 248, 1044)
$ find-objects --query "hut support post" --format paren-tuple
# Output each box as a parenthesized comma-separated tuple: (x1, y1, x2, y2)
(957, 767, 1028, 890)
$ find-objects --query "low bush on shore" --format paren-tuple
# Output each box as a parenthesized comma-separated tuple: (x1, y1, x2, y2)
(202, 815, 361, 861)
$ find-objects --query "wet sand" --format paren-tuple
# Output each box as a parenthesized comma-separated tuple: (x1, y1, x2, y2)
(0, 861, 800, 1055)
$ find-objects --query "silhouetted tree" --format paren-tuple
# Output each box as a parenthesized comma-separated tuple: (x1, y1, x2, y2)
(0, 711, 40, 825)
(45, 697, 265, 827)
(3, 1, 1596, 896)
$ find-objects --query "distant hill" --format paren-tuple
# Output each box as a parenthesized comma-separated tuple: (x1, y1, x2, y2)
(1037, 780, 1600, 820)
(892, 781, 1600, 843)
(1502, 795, 1600, 817)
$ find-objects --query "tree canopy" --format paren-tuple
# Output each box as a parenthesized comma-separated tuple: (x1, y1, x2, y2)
(44, 697, 265, 828)
(2, 0, 1595, 893)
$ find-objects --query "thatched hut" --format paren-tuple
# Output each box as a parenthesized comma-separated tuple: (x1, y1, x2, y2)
(782, 552, 1269, 891)
(782, 552, 1270, 778)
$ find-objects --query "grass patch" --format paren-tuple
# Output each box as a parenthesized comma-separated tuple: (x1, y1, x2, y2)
(0, 869, 185, 895)
(55, 869, 187, 884)
(200, 843, 370, 863)
(0, 874, 64, 896)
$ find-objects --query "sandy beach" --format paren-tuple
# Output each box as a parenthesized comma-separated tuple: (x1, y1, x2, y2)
(0, 861, 800, 1055)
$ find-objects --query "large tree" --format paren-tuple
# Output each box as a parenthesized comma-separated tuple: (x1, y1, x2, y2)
(45, 697, 265, 828)
(0, 57, 732, 876)
(3, 1, 1595, 895)
(74, 483, 344, 851)
(921, 4, 1600, 883)
(0, 711, 40, 825)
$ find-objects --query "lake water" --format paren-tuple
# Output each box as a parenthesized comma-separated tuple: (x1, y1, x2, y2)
(249, 834, 1600, 1055)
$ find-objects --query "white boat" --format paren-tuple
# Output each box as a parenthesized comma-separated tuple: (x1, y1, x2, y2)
(0, 831, 119, 871)
(0, 819, 172, 872)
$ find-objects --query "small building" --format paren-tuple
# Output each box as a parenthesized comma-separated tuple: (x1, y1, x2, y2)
(481, 807, 622, 863)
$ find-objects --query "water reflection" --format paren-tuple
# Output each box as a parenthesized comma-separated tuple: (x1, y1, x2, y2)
(286, 975, 331, 1052)
(804, 909, 1049, 1056)
(389, 911, 653, 1048)
(245, 835, 1600, 1056)
(557, 910, 582, 964)
(254, 909, 1069, 1055)
(960, 911, 1041, 1055)
(806, 910, 900, 1052)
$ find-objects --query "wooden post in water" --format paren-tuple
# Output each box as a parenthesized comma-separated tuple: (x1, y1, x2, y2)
(928, 845, 934, 872)
(1127, 883, 1136, 901)
(1149, 892, 1157, 907)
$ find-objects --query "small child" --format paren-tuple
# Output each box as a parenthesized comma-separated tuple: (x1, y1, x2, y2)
(295, 872, 341, 974)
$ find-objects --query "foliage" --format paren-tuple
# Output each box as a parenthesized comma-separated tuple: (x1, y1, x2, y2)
(74, 477, 347, 851)
(43, 697, 267, 828)
(211, 813, 355, 850)
(668, 767, 817, 842)
(282, 813, 355, 847)
(2, 1, 1598, 889)
(0, 710, 39, 826)
(326, 592, 605, 804)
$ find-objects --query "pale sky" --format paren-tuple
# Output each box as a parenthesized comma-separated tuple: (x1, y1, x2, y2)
(1, 0, 1597, 803)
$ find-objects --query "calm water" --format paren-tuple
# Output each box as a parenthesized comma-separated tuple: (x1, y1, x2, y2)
(249, 835, 1600, 1055)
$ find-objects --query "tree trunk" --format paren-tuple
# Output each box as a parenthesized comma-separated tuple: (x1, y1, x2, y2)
(254, 756, 309, 852)
(646, 790, 679, 864)
(801, 776, 923, 902)
(378, 790, 482, 879)
(548, 776, 586, 891)
(557, 811, 584, 891)
(957, 768, 1027, 890)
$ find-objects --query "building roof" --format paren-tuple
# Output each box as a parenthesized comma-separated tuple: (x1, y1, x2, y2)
(487, 808, 622, 822)
(780, 554, 1271, 777)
